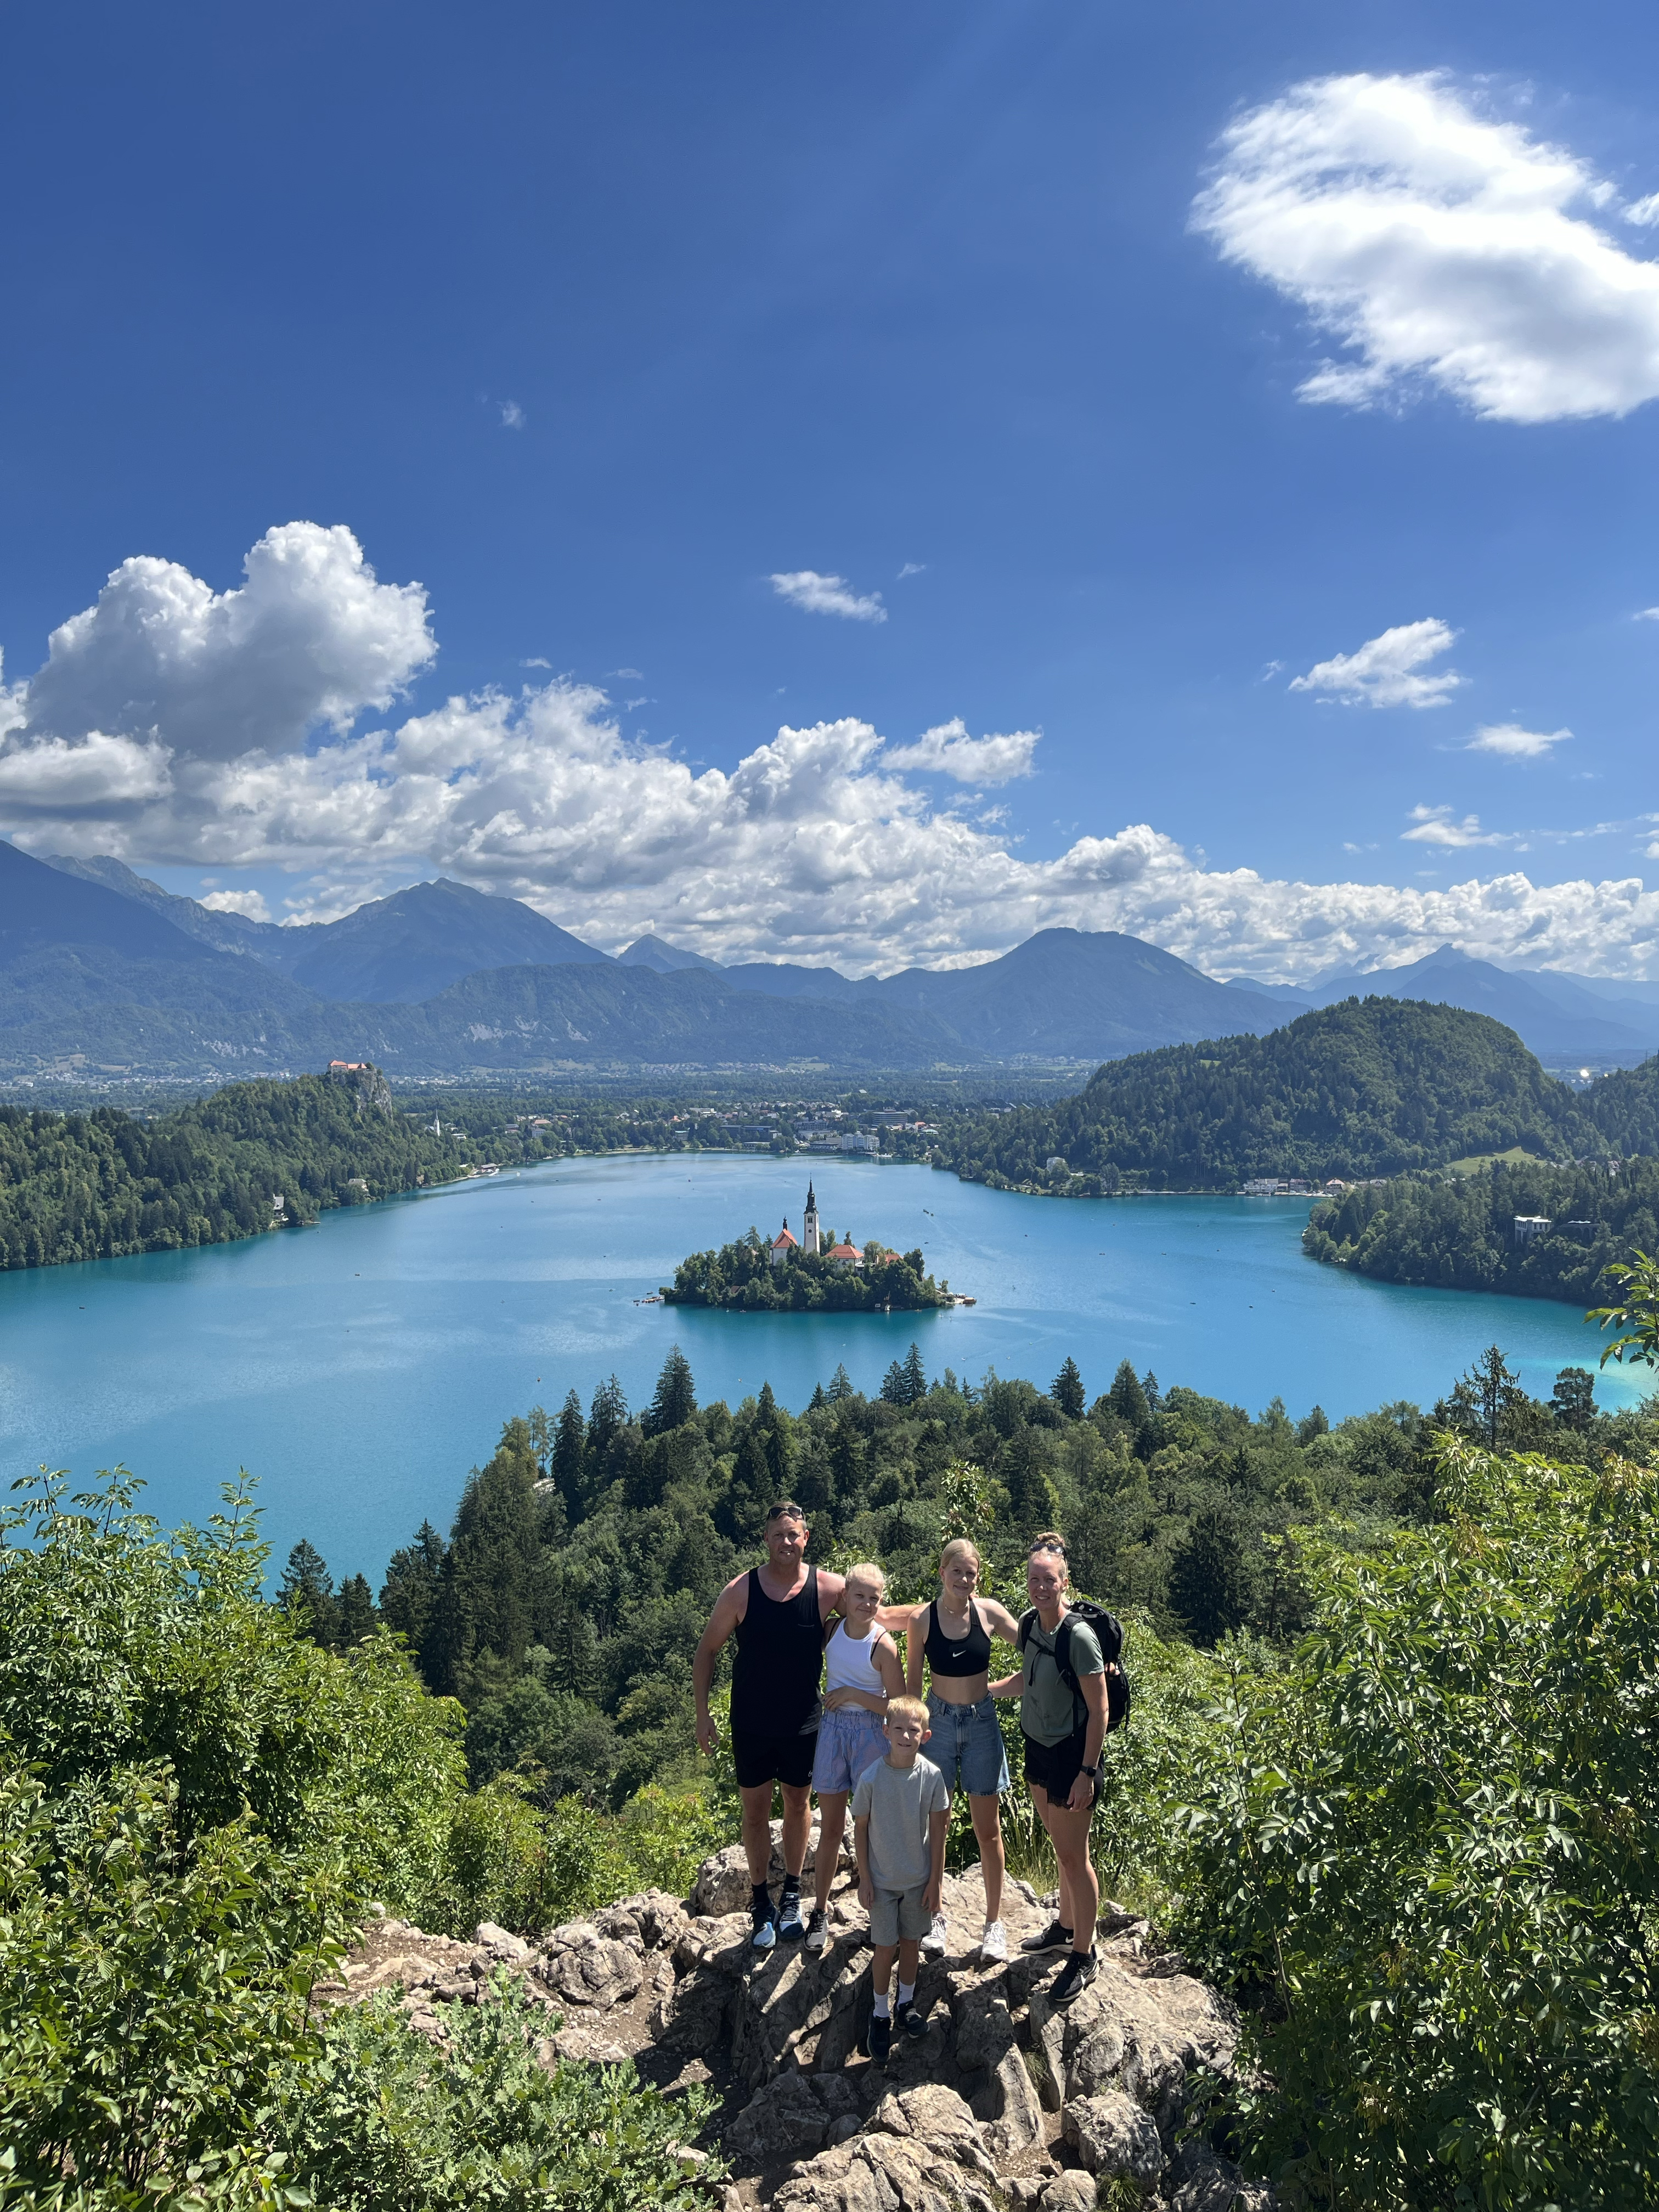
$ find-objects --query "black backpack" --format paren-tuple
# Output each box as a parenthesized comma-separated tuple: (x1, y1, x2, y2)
(1018, 1600, 1132, 1735)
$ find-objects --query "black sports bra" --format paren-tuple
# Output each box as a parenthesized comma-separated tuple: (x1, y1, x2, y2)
(924, 1597, 991, 1677)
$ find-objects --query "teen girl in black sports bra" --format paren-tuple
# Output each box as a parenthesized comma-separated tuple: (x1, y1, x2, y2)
(898, 1537, 1025, 1962)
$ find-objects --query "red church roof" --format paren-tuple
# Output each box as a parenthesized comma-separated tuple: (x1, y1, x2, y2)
(771, 1222, 799, 1250)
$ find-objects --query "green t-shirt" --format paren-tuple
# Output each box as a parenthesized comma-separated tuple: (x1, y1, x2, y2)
(1020, 1614, 1104, 1747)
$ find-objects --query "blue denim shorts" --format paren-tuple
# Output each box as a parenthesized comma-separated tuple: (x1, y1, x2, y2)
(811, 1705, 889, 1795)
(925, 1691, 1011, 1797)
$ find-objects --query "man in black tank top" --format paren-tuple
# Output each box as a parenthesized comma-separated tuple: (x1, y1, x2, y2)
(693, 1502, 848, 1950)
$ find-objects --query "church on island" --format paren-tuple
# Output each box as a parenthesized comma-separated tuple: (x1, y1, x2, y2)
(769, 1183, 862, 1271)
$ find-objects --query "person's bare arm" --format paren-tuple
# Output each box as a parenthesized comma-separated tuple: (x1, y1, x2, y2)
(902, 1605, 927, 1699)
(817, 1568, 847, 1622)
(979, 1598, 1025, 1649)
(692, 1573, 746, 1754)
(1065, 1670, 1108, 1813)
(988, 1668, 1023, 1700)
(923, 1805, 948, 1915)
(854, 1813, 873, 1908)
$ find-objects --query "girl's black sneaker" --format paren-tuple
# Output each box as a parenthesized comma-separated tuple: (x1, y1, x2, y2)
(865, 2011, 893, 2062)
(1019, 1918, 1072, 1953)
(1051, 1948, 1098, 2005)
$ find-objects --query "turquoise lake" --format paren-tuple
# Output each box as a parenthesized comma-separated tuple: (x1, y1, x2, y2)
(0, 1153, 1638, 1581)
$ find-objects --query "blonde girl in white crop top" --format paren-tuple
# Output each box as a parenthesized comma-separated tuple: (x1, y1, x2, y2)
(807, 1562, 905, 1949)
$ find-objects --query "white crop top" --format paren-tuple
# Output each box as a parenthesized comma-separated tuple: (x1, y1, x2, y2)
(824, 1618, 887, 1697)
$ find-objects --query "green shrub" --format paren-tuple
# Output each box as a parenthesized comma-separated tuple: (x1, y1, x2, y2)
(274, 1979, 722, 2211)
(1175, 1438, 1659, 2209)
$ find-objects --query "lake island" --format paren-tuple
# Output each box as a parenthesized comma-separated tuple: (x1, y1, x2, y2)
(662, 1178, 956, 1311)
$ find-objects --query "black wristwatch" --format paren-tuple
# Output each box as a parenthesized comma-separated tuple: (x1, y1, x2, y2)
(1079, 1763, 1099, 1782)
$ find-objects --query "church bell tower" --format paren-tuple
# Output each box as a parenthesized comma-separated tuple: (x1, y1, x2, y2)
(803, 1180, 820, 1256)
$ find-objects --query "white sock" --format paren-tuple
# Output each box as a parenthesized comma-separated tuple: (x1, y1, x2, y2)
(873, 1991, 891, 2018)
(896, 1979, 915, 2007)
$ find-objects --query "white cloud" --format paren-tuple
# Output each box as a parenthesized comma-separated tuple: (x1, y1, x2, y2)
(500, 400, 526, 429)
(884, 718, 1039, 784)
(1636, 607, 1659, 622)
(770, 571, 888, 623)
(199, 887, 272, 922)
(1466, 721, 1572, 758)
(1401, 803, 1508, 847)
(1290, 618, 1462, 708)
(897, 562, 927, 579)
(10, 523, 1659, 985)
(1193, 72, 1659, 422)
(16, 522, 435, 762)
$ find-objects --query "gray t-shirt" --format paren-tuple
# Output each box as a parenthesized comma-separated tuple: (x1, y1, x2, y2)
(1021, 1615, 1104, 1747)
(850, 1753, 950, 1893)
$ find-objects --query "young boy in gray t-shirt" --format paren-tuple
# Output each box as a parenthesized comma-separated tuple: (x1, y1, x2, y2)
(851, 1694, 950, 2061)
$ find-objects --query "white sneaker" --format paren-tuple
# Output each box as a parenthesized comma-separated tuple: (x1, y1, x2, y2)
(922, 1911, 948, 1959)
(978, 1919, 1008, 1962)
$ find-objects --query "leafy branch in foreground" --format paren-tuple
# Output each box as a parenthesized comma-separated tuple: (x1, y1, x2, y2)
(1174, 1438, 1659, 2211)
(1587, 1246, 1659, 1368)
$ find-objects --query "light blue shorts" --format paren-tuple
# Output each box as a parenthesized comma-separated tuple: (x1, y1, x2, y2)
(812, 1705, 889, 1795)
(926, 1691, 1011, 1798)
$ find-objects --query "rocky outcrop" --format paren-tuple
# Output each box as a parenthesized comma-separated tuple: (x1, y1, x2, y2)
(324, 1831, 1269, 2209)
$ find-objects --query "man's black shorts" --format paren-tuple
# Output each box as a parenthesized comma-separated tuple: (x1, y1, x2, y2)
(732, 1726, 819, 1791)
(1023, 1723, 1093, 1812)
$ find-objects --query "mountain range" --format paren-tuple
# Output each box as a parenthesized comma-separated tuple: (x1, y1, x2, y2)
(5, 844, 1656, 1080)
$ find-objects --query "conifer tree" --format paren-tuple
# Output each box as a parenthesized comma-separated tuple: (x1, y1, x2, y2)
(827, 1363, 855, 1403)
(279, 1539, 338, 1648)
(1550, 1365, 1596, 1432)
(642, 1345, 696, 1436)
(902, 1342, 927, 1404)
(1107, 1359, 1151, 1430)
(1169, 1502, 1252, 1645)
(1051, 1355, 1085, 1420)
(551, 1390, 586, 1519)
(586, 1374, 630, 1492)
(428, 1418, 541, 1691)
(379, 1520, 446, 1668)
(879, 1361, 907, 1406)
(335, 1572, 377, 1646)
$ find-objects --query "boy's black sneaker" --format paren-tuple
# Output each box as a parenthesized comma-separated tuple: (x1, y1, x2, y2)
(899, 1998, 928, 2040)
(1020, 1918, 1071, 1953)
(1051, 1948, 1098, 2005)
(865, 2010, 893, 2062)
(776, 1890, 806, 1942)
(750, 1901, 777, 1951)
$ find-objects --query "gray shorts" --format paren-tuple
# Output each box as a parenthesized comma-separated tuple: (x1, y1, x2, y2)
(868, 1883, 930, 1946)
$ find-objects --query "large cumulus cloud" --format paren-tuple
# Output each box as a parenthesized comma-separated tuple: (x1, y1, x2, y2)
(1194, 72, 1659, 422)
(2, 524, 1656, 983)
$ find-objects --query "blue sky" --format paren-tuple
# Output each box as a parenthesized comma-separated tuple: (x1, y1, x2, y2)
(4, 1, 1659, 980)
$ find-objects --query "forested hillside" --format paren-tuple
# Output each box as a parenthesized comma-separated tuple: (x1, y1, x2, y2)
(0, 1062, 461, 1269)
(264, 1335, 1645, 1821)
(1303, 1155, 1659, 1300)
(935, 998, 1598, 1192)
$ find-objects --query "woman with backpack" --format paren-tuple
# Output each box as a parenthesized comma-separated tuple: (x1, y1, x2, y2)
(990, 1531, 1119, 2005)
(895, 1536, 1026, 1962)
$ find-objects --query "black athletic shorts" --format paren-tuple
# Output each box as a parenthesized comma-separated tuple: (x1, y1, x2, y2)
(732, 1725, 819, 1792)
(1023, 1723, 1094, 1813)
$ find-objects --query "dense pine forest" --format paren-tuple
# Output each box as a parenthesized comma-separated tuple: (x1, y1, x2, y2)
(1304, 1155, 1659, 1300)
(933, 997, 1659, 1193)
(0, 1062, 464, 1269)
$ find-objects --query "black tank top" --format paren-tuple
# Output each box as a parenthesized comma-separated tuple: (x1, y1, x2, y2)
(924, 1596, 991, 1677)
(731, 1565, 823, 1735)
